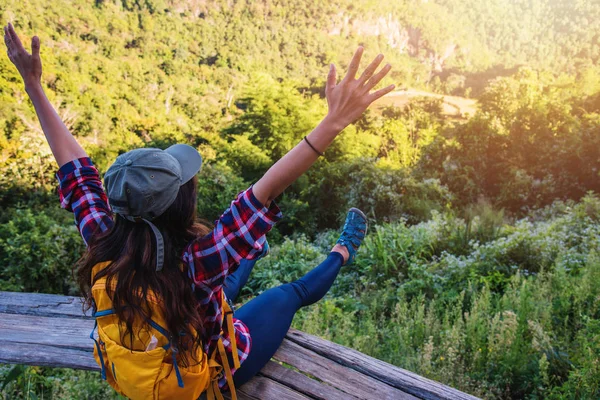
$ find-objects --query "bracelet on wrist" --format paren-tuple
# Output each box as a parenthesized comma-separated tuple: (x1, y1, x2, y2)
(303, 136, 324, 157)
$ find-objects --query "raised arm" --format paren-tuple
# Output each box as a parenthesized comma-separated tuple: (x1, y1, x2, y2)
(4, 23, 87, 167)
(252, 47, 394, 206)
(5, 23, 112, 245)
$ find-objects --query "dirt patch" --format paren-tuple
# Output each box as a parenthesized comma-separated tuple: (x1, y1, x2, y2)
(375, 89, 478, 119)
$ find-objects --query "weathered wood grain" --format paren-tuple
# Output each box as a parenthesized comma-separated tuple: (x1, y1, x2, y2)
(259, 361, 356, 400)
(223, 390, 255, 400)
(0, 292, 481, 400)
(223, 389, 256, 400)
(237, 376, 311, 400)
(273, 339, 418, 400)
(0, 341, 97, 370)
(286, 329, 480, 400)
(0, 339, 306, 400)
(0, 312, 91, 350)
(0, 291, 91, 318)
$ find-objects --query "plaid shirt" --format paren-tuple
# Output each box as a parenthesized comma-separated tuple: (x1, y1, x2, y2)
(57, 157, 281, 387)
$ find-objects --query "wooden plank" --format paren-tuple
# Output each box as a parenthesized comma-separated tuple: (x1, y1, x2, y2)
(0, 341, 97, 370)
(237, 376, 311, 400)
(223, 389, 257, 400)
(273, 340, 417, 400)
(0, 313, 91, 350)
(0, 291, 91, 319)
(259, 360, 356, 400)
(285, 329, 480, 400)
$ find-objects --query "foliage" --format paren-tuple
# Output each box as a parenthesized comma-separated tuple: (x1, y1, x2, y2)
(304, 159, 453, 230)
(2, 195, 600, 400)
(0, 208, 83, 294)
(223, 74, 326, 174)
(274, 195, 600, 399)
(0, 365, 121, 400)
(419, 69, 600, 213)
(195, 162, 249, 223)
(3, 0, 600, 399)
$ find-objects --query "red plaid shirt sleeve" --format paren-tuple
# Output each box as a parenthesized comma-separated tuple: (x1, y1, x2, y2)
(56, 157, 113, 245)
(183, 187, 282, 383)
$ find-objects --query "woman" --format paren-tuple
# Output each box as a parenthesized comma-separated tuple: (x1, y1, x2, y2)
(4, 22, 393, 399)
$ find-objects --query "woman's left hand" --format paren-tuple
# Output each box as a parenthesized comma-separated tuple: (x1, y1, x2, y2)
(4, 22, 42, 90)
(323, 47, 395, 132)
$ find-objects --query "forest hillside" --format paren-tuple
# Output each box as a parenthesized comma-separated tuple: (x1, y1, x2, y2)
(1, 0, 600, 398)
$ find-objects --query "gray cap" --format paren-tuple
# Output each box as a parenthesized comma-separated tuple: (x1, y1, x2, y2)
(104, 144, 202, 270)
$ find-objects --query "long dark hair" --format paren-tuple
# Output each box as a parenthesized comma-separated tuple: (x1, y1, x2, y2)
(77, 176, 210, 366)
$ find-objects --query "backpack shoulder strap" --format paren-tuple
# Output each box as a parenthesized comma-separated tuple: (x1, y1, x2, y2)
(205, 292, 240, 400)
(90, 307, 114, 380)
(222, 293, 241, 369)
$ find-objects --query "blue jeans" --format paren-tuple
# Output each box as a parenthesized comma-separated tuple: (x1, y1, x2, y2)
(222, 252, 344, 387)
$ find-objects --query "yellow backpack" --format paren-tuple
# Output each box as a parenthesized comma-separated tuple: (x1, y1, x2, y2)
(89, 262, 239, 400)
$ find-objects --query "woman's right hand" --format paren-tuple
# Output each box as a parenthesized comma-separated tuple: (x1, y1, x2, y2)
(4, 22, 42, 90)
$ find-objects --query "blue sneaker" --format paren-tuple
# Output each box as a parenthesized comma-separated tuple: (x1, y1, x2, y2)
(336, 208, 368, 265)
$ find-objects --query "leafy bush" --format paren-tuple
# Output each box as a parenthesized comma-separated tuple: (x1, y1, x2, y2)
(286, 195, 600, 399)
(0, 208, 84, 294)
(420, 70, 600, 213)
(295, 262, 600, 399)
(195, 162, 249, 223)
(304, 159, 454, 230)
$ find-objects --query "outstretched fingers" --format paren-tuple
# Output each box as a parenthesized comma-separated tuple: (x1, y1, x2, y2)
(357, 54, 384, 85)
(326, 63, 337, 93)
(31, 36, 40, 59)
(364, 63, 392, 92)
(4, 26, 15, 64)
(343, 46, 364, 82)
(4, 26, 12, 49)
(7, 23, 25, 53)
(368, 84, 396, 102)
